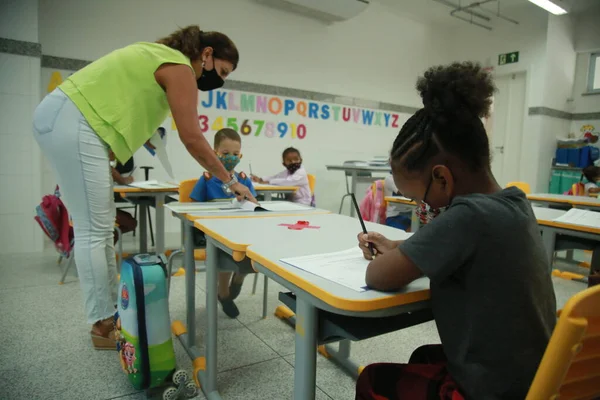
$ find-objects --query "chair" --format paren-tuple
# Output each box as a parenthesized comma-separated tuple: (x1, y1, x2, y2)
(506, 181, 531, 194)
(307, 173, 316, 207)
(338, 161, 373, 214)
(167, 179, 206, 284)
(308, 173, 316, 195)
(525, 285, 600, 400)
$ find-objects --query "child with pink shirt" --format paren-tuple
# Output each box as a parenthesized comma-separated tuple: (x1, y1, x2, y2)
(252, 147, 312, 205)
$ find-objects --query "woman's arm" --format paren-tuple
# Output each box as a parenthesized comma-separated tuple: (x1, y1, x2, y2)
(155, 64, 229, 181)
(154, 64, 256, 202)
(108, 151, 133, 185)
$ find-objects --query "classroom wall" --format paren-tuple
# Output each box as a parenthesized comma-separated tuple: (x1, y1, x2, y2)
(572, 53, 600, 114)
(574, 6, 600, 53)
(447, 5, 554, 190)
(0, 0, 44, 253)
(39, 0, 449, 107)
(37, 0, 454, 233)
(543, 15, 577, 113)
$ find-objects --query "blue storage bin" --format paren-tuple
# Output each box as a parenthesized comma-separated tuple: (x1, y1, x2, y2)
(567, 148, 580, 166)
(556, 148, 568, 164)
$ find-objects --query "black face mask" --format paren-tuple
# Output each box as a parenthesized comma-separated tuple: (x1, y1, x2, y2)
(197, 58, 224, 92)
(285, 162, 302, 174)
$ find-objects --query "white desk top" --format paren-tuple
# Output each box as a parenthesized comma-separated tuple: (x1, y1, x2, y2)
(533, 206, 600, 235)
(326, 164, 391, 172)
(114, 184, 179, 194)
(195, 213, 430, 313)
(532, 206, 567, 222)
(528, 193, 600, 207)
(166, 201, 330, 220)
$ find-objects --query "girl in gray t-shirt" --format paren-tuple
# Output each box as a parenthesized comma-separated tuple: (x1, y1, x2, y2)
(356, 62, 556, 400)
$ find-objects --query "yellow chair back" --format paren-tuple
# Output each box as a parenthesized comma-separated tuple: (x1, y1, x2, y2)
(506, 181, 531, 194)
(307, 174, 316, 195)
(178, 179, 199, 203)
(526, 285, 600, 400)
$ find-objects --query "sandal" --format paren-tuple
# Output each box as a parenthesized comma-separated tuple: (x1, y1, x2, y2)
(90, 317, 117, 350)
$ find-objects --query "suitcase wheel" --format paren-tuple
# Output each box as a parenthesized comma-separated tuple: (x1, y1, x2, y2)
(184, 381, 197, 398)
(162, 387, 178, 400)
(172, 369, 189, 385)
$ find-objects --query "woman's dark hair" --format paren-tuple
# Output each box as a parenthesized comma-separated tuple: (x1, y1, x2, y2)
(282, 147, 301, 159)
(390, 62, 495, 172)
(583, 165, 600, 182)
(157, 25, 239, 70)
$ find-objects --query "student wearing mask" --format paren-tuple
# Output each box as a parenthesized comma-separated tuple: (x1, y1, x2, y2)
(252, 147, 312, 206)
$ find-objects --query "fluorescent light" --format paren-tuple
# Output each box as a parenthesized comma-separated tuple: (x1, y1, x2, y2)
(527, 0, 568, 15)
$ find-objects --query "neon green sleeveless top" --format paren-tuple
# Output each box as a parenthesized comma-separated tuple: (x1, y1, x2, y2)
(60, 42, 193, 162)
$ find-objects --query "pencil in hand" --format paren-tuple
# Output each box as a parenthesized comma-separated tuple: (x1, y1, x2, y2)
(350, 193, 376, 258)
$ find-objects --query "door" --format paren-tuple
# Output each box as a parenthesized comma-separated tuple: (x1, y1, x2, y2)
(489, 72, 527, 187)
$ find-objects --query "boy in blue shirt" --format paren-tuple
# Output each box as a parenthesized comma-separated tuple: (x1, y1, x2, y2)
(190, 128, 256, 318)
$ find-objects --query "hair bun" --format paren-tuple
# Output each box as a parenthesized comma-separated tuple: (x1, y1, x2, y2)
(417, 62, 495, 122)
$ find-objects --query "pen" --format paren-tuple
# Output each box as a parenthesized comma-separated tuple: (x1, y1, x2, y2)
(249, 162, 253, 176)
(350, 193, 376, 258)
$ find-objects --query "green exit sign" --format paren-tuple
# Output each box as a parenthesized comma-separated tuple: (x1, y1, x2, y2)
(498, 51, 519, 65)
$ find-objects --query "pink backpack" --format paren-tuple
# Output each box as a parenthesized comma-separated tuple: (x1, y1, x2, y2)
(34, 186, 74, 256)
(358, 180, 386, 224)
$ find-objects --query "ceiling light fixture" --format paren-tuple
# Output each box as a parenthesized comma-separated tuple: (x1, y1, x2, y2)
(527, 0, 568, 15)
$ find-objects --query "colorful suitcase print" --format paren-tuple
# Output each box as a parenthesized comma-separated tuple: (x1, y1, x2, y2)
(115, 254, 176, 390)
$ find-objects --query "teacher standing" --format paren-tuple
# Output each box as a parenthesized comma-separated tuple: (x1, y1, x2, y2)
(33, 25, 255, 349)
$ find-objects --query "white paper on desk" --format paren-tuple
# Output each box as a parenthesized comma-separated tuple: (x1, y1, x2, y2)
(130, 180, 178, 190)
(149, 132, 175, 180)
(166, 202, 230, 213)
(230, 199, 309, 212)
(280, 247, 370, 292)
(554, 208, 600, 228)
(259, 202, 310, 211)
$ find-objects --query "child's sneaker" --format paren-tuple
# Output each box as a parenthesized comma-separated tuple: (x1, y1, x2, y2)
(229, 273, 244, 300)
(218, 296, 240, 318)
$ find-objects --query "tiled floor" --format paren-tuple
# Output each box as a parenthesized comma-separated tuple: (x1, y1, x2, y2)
(0, 234, 588, 400)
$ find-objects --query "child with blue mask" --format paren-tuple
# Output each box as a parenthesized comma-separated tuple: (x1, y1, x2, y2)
(190, 128, 256, 318)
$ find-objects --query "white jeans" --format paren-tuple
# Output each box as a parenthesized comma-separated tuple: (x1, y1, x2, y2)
(33, 89, 118, 324)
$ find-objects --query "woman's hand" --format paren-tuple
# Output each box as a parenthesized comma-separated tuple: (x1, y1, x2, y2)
(231, 182, 258, 203)
(124, 176, 134, 185)
(357, 232, 399, 260)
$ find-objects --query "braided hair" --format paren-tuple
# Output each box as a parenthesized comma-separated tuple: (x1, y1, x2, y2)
(391, 62, 495, 172)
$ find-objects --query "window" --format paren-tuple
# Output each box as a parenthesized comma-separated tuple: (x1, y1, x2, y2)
(588, 53, 600, 93)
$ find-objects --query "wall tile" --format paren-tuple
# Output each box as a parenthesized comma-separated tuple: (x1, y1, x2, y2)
(0, 213, 34, 253)
(0, 93, 34, 135)
(0, 53, 33, 95)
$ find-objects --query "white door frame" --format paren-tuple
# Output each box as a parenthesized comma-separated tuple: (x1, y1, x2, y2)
(489, 69, 529, 186)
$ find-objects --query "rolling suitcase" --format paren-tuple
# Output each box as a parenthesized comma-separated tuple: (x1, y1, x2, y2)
(115, 254, 176, 390)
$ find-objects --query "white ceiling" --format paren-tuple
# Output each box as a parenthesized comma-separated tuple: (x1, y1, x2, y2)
(374, 0, 600, 29)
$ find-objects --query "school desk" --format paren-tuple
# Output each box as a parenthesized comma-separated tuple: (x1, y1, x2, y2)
(165, 202, 330, 349)
(114, 183, 178, 254)
(533, 206, 600, 273)
(528, 193, 600, 210)
(193, 214, 431, 400)
(384, 196, 419, 232)
(253, 183, 298, 201)
(326, 164, 391, 216)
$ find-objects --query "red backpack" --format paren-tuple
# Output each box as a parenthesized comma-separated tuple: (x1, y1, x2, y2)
(34, 186, 74, 257)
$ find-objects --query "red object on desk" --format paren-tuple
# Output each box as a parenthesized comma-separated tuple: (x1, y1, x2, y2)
(279, 221, 320, 230)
